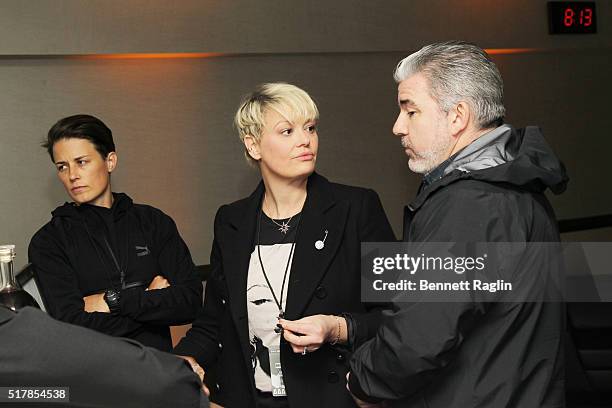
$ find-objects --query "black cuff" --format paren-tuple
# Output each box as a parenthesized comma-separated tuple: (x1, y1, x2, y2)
(340, 312, 356, 349)
(119, 286, 144, 317)
(348, 372, 385, 404)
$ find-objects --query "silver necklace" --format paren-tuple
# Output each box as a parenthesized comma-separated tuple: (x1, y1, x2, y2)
(268, 214, 294, 234)
(264, 193, 303, 234)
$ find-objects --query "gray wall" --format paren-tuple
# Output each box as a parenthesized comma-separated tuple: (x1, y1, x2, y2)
(1, 1, 611, 268)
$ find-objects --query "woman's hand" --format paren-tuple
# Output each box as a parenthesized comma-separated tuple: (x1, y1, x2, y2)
(177, 355, 210, 396)
(279, 314, 345, 354)
(146, 275, 170, 291)
(83, 293, 110, 313)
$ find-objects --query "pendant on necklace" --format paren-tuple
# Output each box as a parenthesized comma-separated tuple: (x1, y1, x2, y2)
(278, 222, 290, 234)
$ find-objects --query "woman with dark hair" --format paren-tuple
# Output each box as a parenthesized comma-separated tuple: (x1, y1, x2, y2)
(174, 83, 395, 407)
(29, 114, 203, 352)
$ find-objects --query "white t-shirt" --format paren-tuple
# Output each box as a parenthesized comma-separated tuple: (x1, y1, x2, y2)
(246, 212, 300, 393)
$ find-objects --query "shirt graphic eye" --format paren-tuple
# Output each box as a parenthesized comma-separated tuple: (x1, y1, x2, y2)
(251, 298, 273, 305)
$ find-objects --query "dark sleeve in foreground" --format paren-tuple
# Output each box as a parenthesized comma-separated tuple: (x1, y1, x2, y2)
(29, 230, 144, 337)
(120, 210, 203, 326)
(0, 306, 205, 408)
(349, 188, 522, 401)
(349, 300, 487, 402)
(173, 207, 226, 367)
(349, 189, 396, 348)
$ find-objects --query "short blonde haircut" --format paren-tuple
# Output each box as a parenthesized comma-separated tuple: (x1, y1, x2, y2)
(234, 83, 319, 165)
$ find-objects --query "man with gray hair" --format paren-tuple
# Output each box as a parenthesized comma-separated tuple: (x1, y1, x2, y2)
(347, 41, 567, 407)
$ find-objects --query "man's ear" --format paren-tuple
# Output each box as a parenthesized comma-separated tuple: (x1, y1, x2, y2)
(244, 135, 261, 161)
(448, 101, 471, 137)
(106, 152, 117, 173)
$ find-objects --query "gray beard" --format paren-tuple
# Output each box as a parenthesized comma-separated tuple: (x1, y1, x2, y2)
(407, 139, 453, 174)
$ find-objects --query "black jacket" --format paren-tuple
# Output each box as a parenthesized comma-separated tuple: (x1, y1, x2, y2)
(174, 173, 396, 408)
(0, 306, 207, 408)
(28, 193, 203, 351)
(349, 125, 568, 407)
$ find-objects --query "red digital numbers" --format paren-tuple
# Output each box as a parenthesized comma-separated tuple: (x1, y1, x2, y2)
(563, 8, 574, 26)
(563, 7, 593, 27)
(581, 8, 593, 27)
(549, 2, 596, 34)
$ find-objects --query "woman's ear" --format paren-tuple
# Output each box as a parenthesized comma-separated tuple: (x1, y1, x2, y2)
(106, 152, 118, 173)
(244, 135, 261, 161)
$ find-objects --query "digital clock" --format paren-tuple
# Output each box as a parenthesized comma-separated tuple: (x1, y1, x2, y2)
(548, 1, 597, 34)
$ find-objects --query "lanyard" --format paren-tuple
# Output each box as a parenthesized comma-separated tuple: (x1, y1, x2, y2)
(255, 203, 303, 333)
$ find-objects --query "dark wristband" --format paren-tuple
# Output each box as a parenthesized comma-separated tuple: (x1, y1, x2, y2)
(340, 312, 356, 349)
(104, 288, 121, 315)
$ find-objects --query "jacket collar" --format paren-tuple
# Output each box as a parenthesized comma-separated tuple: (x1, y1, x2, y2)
(407, 125, 569, 212)
(51, 192, 134, 221)
(407, 170, 469, 212)
(225, 172, 336, 231)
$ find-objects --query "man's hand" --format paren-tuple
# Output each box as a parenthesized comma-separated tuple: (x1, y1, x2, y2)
(177, 355, 210, 396)
(83, 293, 110, 313)
(346, 373, 386, 408)
(280, 315, 342, 354)
(352, 395, 386, 408)
(146, 275, 170, 291)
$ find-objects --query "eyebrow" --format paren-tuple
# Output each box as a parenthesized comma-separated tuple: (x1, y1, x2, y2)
(54, 155, 89, 165)
(399, 98, 417, 108)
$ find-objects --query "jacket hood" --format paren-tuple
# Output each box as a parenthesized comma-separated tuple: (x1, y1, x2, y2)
(410, 125, 569, 210)
(51, 192, 133, 220)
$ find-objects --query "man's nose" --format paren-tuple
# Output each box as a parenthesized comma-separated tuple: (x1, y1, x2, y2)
(393, 113, 407, 137)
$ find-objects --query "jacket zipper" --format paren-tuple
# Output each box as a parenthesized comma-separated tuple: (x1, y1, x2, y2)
(103, 237, 125, 285)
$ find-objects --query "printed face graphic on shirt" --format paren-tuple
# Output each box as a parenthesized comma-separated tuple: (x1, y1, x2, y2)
(247, 283, 277, 375)
(246, 216, 296, 393)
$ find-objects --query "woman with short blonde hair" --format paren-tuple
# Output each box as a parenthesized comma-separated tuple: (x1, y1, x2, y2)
(175, 83, 394, 408)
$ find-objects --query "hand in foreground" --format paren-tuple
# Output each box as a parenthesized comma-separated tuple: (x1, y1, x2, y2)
(346, 373, 386, 408)
(83, 293, 110, 313)
(279, 314, 341, 354)
(177, 355, 210, 396)
(146, 275, 170, 291)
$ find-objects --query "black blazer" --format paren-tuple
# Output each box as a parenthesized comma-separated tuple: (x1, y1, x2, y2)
(174, 173, 395, 408)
